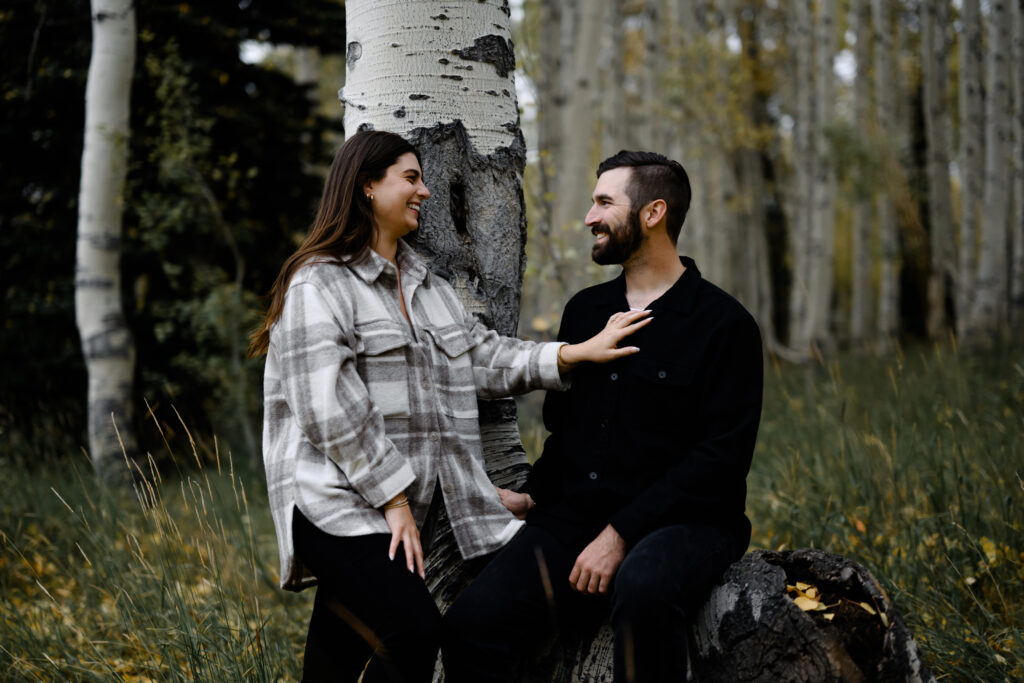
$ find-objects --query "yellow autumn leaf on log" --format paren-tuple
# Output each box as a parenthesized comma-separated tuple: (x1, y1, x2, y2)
(858, 601, 877, 615)
(793, 595, 822, 611)
(823, 613, 835, 621)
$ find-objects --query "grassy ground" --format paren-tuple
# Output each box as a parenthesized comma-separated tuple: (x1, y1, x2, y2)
(2, 343, 1022, 681)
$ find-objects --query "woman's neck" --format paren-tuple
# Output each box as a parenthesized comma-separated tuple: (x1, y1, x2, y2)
(371, 231, 400, 265)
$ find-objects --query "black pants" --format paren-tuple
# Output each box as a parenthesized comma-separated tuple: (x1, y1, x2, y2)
(442, 523, 740, 683)
(292, 507, 442, 683)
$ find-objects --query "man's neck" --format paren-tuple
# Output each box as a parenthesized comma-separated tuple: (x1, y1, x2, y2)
(622, 241, 685, 309)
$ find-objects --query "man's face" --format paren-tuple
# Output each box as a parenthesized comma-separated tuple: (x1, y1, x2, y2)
(585, 167, 643, 265)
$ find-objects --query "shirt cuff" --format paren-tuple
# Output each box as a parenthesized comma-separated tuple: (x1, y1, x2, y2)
(538, 342, 571, 391)
(348, 446, 417, 509)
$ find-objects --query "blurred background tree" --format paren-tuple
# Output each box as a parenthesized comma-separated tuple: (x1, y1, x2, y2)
(0, 0, 345, 467)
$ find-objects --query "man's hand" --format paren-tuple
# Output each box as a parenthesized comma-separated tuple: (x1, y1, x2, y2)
(568, 524, 626, 594)
(494, 486, 534, 520)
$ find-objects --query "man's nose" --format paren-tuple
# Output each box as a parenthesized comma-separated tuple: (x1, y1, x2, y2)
(584, 205, 599, 225)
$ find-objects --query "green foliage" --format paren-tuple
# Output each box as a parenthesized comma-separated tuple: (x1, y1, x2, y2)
(0, 0, 345, 465)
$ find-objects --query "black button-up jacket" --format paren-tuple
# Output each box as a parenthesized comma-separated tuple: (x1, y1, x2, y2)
(525, 257, 763, 550)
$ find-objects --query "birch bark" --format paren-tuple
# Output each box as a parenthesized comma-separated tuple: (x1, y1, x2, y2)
(787, 0, 814, 353)
(75, 0, 138, 481)
(957, 0, 984, 338)
(872, 0, 900, 349)
(921, 0, 956, 339)
(341, 0, 531, 642)
(968, 0, 1014, 342)
(850, 1, 873, 347)
(806, 0, 837, 352)
(1010, 0, 1024, 334)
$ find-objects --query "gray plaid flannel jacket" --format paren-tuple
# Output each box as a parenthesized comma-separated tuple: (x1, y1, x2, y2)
(263, 241, 566, 590)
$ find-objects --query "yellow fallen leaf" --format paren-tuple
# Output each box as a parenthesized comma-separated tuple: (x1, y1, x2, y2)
(858, 601, 877, 615)
(823, 613, 835, 621)
(806, 587, 819, 599)
(795, 582, 811, 591)
(793, 595, 822, 611)
(880, 612, 889, 628)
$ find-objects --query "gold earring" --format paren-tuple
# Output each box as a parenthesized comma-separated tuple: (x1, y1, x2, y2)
(366, 194, 374, 201)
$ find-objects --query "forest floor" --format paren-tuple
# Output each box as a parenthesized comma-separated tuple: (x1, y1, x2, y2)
(2, 343, 1022, 681)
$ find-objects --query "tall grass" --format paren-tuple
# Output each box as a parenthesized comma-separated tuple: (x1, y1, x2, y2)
(0, 425, 309, 681)
(2, 344, 1021, 681)
(744, 343, 1023, 681)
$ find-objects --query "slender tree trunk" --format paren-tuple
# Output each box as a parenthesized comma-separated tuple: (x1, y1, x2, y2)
(76, 0, 138, 482)
(967, 0, 1014, 343)
(341, 2, 531, 652)
(957, 0, 984, 339)
(921, 0, 956, 340)
(788, 0, 814, 353)
(550, 0, 607, 239)
(850, 0, 873, 348)
(600, 0, 625, 159)
(804, 0, 836, 353)
(872, 0, 900, 350)
(1010, 0, 1024, 335)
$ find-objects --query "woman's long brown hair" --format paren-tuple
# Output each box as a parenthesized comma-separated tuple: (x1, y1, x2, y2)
(248, 130, 418, 357)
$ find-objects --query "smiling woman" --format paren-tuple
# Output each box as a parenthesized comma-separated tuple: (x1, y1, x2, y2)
(246, 130, 652, 681)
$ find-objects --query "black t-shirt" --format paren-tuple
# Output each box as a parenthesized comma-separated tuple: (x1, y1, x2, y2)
(525, 257, 763, 552)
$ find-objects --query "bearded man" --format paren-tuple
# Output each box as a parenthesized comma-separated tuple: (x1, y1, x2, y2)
(442, 151, 764, 682)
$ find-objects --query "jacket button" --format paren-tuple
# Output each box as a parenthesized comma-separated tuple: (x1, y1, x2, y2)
(588, 471, 598, 480)
(610, 372, 619, 381)
(429, 432, 439, 442)
(657, 370, 667, 379)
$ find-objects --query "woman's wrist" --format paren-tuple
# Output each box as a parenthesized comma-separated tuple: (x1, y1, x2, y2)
(383, 493, 409, 510)
(557, 342, 582, 371)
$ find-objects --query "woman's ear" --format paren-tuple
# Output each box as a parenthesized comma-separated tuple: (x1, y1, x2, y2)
(363, 181, 375, 199)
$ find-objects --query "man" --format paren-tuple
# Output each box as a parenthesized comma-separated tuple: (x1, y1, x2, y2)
(443, 151, 763, 682)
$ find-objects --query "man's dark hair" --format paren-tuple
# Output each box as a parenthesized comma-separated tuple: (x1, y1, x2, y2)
(597, 150, 692, 244)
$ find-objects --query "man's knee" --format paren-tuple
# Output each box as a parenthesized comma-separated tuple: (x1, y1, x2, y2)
(611, 551, 683, 622)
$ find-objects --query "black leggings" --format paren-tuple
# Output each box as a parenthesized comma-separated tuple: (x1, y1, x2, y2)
(292, 507, 441, 683)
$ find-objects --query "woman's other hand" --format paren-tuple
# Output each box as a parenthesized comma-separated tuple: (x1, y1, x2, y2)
(557, 309, 652, 371)
(383, 494, 424, 578)
(494, 486, 534, 520)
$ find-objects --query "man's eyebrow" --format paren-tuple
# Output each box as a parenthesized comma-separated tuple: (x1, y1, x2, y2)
(593, 193, 615, 203)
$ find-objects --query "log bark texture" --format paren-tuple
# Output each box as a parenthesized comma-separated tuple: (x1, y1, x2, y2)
(500, 549, 936, 683)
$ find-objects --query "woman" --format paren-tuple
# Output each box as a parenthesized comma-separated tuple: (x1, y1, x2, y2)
(249, 130, 650, 682)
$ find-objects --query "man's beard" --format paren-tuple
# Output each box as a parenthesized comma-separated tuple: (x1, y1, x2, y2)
(591, 209, 644, 265)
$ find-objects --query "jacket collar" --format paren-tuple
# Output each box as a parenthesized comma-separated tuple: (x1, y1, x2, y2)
(347, 239, 431, 288)
(600, 255, 701, 313)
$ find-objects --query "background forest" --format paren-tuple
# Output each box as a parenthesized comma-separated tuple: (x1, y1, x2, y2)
(1, 0, 1022, 680)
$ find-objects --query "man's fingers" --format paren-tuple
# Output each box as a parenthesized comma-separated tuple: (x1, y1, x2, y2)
(598, 573, 611, 595)
(568, 562, 582, 589)
(586, 572, 602, 594)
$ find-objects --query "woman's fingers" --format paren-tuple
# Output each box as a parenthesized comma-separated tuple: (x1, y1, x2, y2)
(389, 531, 400, 561)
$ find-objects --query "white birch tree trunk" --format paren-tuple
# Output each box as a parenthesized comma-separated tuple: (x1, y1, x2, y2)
(75, 0, 138, 482)
(1010, 0, 1024, 335)
(850, 0, 873, 348)
(341, 4, 532, 668)
(788, 0, 815, 353)
(957, 0, 985, 339)
(921, 0, 956, 340)
(967, 0, 1014, 343)
(872, 0, 900, 350)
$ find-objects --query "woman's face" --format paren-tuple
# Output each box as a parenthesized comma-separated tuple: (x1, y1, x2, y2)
(365, 152, 431, 240)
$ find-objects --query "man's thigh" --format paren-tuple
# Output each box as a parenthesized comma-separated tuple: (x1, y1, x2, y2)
(614, 523, 741, 615)
(444, 524, 602, 655)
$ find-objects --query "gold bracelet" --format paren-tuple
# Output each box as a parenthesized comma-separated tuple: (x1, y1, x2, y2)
(383, 497, 409, 510)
